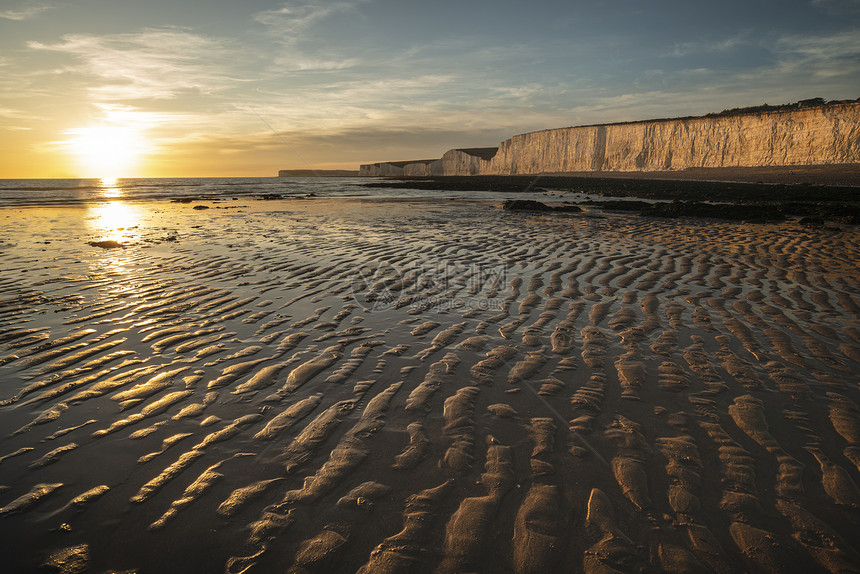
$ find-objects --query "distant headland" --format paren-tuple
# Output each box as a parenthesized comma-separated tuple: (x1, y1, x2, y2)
(359, 98, 860, 177)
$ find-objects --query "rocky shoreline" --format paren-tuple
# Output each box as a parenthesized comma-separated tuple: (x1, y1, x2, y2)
(363, 171, 860, 223)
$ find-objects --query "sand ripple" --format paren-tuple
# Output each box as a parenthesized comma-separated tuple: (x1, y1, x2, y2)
(0, 199, 858, 572)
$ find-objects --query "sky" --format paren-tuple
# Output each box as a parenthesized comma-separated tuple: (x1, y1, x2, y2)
(1, 0, 858, 178)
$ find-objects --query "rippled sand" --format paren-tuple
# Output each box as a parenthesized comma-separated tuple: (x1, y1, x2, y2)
(0, 198, 859, 573)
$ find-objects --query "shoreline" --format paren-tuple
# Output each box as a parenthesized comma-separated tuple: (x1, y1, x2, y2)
(362, 164, 860, 192)
(3, 173, 857, 225)
(360, 167, 860, 223)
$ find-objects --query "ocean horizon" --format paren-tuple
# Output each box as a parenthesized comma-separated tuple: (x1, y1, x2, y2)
(0, 176, 612, 207)
(0, 177, 362, 207)
(0, 176, 601, 208)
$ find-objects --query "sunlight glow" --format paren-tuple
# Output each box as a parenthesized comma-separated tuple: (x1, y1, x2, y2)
(87, 201, 141, 244)
(67, 126, 145, 178)
(100, 177, 122, 198)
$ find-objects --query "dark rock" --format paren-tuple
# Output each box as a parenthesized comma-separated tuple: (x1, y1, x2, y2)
(361, 175, 857, 203)
(593, 200, 651, 211)
(192, 205, 210, 210)
(503, 200, 553, 211)
(502, 200, 584, 213)
(641, 201, 786, 221)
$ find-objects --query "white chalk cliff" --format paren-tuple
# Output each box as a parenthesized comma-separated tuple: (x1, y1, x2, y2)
(360, 101, 860, 176)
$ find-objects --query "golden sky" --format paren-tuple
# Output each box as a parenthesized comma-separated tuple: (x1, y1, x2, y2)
(1, 0, 858, 178)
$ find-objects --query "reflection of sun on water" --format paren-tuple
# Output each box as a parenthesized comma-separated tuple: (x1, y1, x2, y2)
(85, 200, 143, 283)
(87, 201, 142, 244)
(100, 177, 122, 199)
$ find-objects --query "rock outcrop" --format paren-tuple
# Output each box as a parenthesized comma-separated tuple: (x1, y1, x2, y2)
(359, 100, 860, 176)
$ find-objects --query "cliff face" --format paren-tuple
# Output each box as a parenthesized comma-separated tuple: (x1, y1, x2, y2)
(430, 148, 498, 175)
(402, 163, 432, 176)
(486, 103, 860, 173)
(360, 159, 434, 176)
(359, 150, 497, 176)
(359, 102, 860, 176)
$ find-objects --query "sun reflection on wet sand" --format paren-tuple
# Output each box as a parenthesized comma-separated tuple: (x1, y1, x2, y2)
(86, 200, 142, 244)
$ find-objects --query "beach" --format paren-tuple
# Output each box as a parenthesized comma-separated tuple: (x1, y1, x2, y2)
(1, 188, 859, 573)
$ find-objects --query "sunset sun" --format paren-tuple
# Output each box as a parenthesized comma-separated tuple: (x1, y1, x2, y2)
(67, 126, 145, 178)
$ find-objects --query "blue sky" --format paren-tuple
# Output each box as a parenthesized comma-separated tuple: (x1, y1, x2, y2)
(1, 0, 858, 176)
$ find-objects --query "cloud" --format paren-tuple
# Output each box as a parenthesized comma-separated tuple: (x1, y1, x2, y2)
(27, 27, 246, 100)
(0, 2, 51, 21)
(240, 79, 574, 147)
(245, 74, 457, 121)
(665, 29, 860, 77)
(667, 32, 753, 58)
(775, 29, 860, 60)
(765, 30, 860, 83)
(253, 1, 363, 36)
(92, 103, 209, 131)
(641, 27, 858, 111)
(810, 0, 860, 15)
(280, 58, 359, 71)
(0, 106, 40, 121)
(251, 1, 369, 72)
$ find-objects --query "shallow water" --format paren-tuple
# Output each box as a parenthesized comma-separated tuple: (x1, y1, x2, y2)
(0, 176, 592, 207)
(0, 189, 858, 573)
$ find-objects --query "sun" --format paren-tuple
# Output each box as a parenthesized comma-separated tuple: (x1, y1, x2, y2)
(67, 126, 145, 178)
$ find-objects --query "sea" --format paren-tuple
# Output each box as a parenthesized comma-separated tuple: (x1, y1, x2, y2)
(0, 176, 580, 207)
(0, 177, 371, 206)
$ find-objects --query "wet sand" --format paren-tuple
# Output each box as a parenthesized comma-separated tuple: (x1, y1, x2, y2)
(0, 197, 859, 573)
